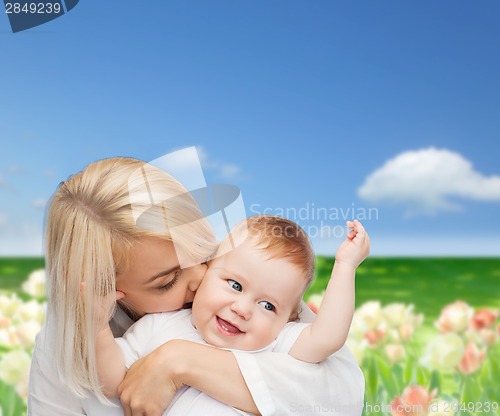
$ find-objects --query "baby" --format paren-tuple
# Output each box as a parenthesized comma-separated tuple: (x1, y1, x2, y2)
(95, 215, 370, 413)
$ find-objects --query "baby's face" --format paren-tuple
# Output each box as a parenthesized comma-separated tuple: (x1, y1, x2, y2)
(192, 240, 305, 351)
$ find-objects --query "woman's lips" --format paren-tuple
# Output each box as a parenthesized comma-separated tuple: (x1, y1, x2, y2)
(216, 316, 243, 336)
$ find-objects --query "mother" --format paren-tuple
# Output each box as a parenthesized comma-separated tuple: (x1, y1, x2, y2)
(28, 156, 364, 415)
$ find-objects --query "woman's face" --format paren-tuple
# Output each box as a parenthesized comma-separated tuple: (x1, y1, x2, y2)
(116, 237, 207, 318)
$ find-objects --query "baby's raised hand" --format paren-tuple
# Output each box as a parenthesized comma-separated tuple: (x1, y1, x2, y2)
(335, 220, 370, 269)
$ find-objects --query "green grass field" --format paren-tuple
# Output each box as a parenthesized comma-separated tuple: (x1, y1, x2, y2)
(0, 258, 44, 295)
(308, 256, 500, 326)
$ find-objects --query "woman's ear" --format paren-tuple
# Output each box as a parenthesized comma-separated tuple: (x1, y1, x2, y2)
(116, 290, 125, 300)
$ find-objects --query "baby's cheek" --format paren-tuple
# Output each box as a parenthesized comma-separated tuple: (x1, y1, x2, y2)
(255, 325, 281, 348)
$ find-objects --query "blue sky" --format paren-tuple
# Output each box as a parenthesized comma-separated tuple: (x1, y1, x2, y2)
(0, 0, 499, 256)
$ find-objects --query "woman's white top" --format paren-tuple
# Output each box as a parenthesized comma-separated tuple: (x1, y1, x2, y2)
(27, 303, 364, 415)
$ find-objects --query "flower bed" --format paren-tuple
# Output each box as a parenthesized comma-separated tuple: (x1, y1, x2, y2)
(0, 270, 45, 415)
(307, 296, 500, 416)
(1, 269, 499, 415)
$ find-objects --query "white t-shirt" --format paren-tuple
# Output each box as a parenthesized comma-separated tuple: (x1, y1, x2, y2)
(83, 309, 309, 416)
(28, 303, 364, 415)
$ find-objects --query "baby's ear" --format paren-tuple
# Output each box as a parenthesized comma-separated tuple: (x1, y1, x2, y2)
(288, 305, 301, 322)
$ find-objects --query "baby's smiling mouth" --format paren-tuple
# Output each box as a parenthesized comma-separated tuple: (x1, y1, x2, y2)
(216, 316, 244, 336)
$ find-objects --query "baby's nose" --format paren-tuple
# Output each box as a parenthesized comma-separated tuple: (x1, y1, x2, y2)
(231, 299, 252, 320)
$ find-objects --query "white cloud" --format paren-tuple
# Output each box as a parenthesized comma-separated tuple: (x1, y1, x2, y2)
(32, 198, 47, 209)
(0, 173, 15, 193)
(145, 146, 243, 192)
(44, 169, 57, 179)
(8, 164, 24, 174)
(219, 164, 241, 179)
(197, 146, 243, 179)
(358, 147, 500, 215)
(162, 146, 204, 173)
(149, 146, 207, 191)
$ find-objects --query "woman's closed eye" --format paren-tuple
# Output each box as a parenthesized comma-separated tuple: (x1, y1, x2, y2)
(258, 301, 275, 312)
(157, 270, 181, 291)
(227, 279, 242, 292)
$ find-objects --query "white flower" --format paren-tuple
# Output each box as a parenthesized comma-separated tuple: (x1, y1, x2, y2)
(355, 301, 382, 331)
(384, 344, 405, 364)
(15, 321, 41, 349)
(0, 316, 12, 329)
(346, 339, 368, 364)
(349, 314, 368, 342)
(463, 327, 498, 347)
(306, 292, 325, 313)
(22, 269, 46, 298)
(398, 305, 424, 341)
(0, 328, 17, 348)
(16, 381, 29, 401)
(0, 294, 23, 318)
(383, 303, 407, 328)
(13, 300, 45, 324)
(421, 333, 464, 372)
(478, 328, 498, 346)
(0, 349, 31, 386)
(388, 328, 402, 343)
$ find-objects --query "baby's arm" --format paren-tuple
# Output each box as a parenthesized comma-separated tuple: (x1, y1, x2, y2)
(289, 219, 370, 363)
(95, 324, 127, 397)
(95, 291, 127, 397)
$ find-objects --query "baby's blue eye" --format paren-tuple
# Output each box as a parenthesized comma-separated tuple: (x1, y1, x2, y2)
(228, 279, 242, 292)
(259, 301, 275, 312)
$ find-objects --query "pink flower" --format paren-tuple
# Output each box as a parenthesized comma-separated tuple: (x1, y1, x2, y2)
(391, 385, 437, 416)
(459, 342, 486, 375)
(470, 308, 498, 330)
(391, 397, 412, 416)
(364, 327, 386, 346)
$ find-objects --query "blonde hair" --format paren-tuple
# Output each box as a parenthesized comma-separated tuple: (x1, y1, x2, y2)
(218, 215, 315, 320)
(44, 157, 216, 402)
